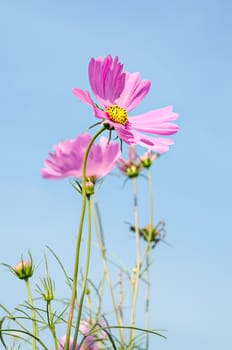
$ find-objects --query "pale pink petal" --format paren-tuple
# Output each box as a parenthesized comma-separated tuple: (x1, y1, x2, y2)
(72, 88, 96, 107)
(131, 106, 178, 122)
(92, 106, 108, 120)
(40, 168, 63, 179)
(116, 72, 150, 112)
(81, 335, 98, 350)
(79, 320, 99, 350)
(72, 88, 105, 120)
(85, 144, 104, 177)
(100, 143, 121, 177)
(128, 146, 136, 162)
(129, 106, 179, 135)
(41, 134, 120, 180)
(79, 321, 90, 335)
(98, 135, 109, 149)
(58, 336, 78, 350)
(88, 55, 125, 107)
(132, 130, 174, 153)
(85, 139, 120, 178)
(117, 158, 128, 172)
(114, 124, 138, 145)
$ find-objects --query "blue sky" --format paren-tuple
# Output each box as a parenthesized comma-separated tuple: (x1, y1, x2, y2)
(1, 0, 232, 349)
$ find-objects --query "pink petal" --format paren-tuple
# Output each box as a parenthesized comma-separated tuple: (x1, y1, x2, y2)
(40, 168, 63, 179)
(129, 106, 179, 135)
(41, 134, 120, 180)
(72, 88, 95, 107)
(86, 139, 120, 178)
(134, 131, 174, 153)
(128, 146, 137, 162)
(58, 335, 78, 350)
(79, 321, 90, 335)
(100, 143, 121, 177)
(116, 72, 150, 112)
(88, 55, 125, 107)
(114, 126, 173, 152)
(114, 124, 138, 145)
(72, 89, 105, 120)
(92, 106, 108, 120)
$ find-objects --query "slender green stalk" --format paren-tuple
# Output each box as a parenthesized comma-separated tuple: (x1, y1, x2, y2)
(47, 301, 58, 350)
(72, 196, 92, 349)
(86, 289, 92, 322)
(147, 168, 155, 228)
(95, 262, 106, 320)
(128, 177, 140, 350)
(65, 126, 106, 350)
(25, 279, 37, 350)
(145, 167, 155, 348)
(118, 269, 123, 322)
(92, 196, 125, 347)
(145, 244, 151, 350)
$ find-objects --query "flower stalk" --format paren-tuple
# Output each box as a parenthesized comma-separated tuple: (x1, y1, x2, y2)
(92, 196, 125, 347)
(25, 279, 37, 350)
(128, 177, 141, 350)
(65, 125, 106, 350)
(145, 166, 155, 349)
(47, 300, 58, 350)
(72, 195, 92, 349)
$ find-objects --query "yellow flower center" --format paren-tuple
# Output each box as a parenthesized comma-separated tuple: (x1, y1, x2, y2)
(106, 105, 128, 125)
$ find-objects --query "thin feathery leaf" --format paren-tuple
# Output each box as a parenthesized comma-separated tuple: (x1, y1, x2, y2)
(45, 246, 72, 289)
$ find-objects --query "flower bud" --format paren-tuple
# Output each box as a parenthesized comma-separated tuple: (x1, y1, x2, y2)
(126, 165, 140, 178)
(14, 260, 33, 280)
(85, 180, 95, 196)
(140, 151, 159, 168)
(36, 276, 54, 301)
(117, 146, 141, 179)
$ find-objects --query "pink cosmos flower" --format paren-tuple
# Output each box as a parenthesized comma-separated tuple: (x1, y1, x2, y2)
(117, 146, 142, 178)
(72, 55, 179, 153)
(56, 334, 98, 350)
(79, 321, 99, 350)
(41, 133, 120, 180)
(140, 149, 159, 168)
(58, 336, 78, 350)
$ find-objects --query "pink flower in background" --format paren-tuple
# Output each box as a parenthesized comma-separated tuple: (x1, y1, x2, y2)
(79, 321, 99, 350)
(57, 336, 78, 350)
(73, 55, 179, 153)
(117, 146, 142, 178)
(140, 149, 159, 168)
(41, 133, 120, 180)
(56, 332, 98, 349)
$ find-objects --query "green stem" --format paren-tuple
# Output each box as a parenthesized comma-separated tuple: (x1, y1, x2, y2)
(118, 268, 123, 323)
(147, 168, 155, 228)
(47, 301, 58, 350)
(145, 167, 155, 348)
(145, 244, 151, 350)
(128, 177, 140, 350)
(92, 196, 125, 347)
(95, 264, 106, 320)
(65, 126, 105, 350)
(86, 290, 92, 322)
(72, 196, 92, 349)
(64, 126, 105, 350)
(25, 279, 37, 350)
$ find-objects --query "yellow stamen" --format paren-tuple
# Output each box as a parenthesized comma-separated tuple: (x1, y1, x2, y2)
(106, 105, 128, 125)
